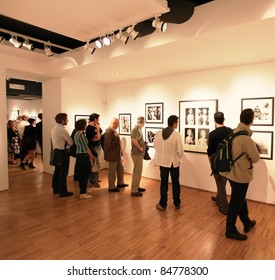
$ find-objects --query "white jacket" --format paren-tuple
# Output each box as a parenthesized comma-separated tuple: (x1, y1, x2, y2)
(154, 129, 184, 168)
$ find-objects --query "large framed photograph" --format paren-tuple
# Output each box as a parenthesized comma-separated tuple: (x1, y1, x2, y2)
(74, 115, 89, 124)
(145, 102, 163, 124)
(145, 127, 162, 147)
(241, 97, 274, 126)
(179, 99, 218, 153)
(251, 131, 273, 160)
(11, 109, 19, 120)
(119, 113, 131, 135)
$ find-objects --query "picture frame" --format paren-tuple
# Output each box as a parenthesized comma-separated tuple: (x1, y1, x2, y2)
(145, 102, 163, 124)
(241, 97, 274, 126)
(145, 127, 162, 147)
(119, 113, 131, 135)
(11, 110, 19, 120)
(74, 115, 89, 124)
(251, 131, 273, 160)
(179, 99, 218, 153)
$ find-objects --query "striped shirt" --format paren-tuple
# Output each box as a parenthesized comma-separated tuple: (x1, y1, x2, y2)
(74, 131, 89, 154)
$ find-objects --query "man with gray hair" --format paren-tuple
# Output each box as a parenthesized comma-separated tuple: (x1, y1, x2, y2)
(130, 116, 146, 196)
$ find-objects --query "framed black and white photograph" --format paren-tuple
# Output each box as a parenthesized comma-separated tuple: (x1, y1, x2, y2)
(145, 127, 162, 147)
(241, 97, 274, 126)
(179, 99, 218, 153)
(251, 131, 273, 160)
(11, 110, 19, 120)
(74, 115, 89, 124)
(119, 113, 131, 135)
(145, 102, 163, 124)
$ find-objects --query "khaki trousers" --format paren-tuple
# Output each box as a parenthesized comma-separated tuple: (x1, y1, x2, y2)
(131, 155, 143, 193)
(108, 159, 124, 189)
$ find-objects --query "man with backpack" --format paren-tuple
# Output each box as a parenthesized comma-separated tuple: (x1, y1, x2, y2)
(207, 112, 232, 215)
(221, 108, 260, 241)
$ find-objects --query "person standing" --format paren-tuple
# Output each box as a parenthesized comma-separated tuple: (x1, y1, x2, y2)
(154, 115, 184, 210)
(86, 113, 102, 188)
(221, 108, 260, 240)
(74, 119, 96, 199)
(36, 113, 43, 160)
(130, 116, 146, 197)
(51, 113, 74, 197)
(207, 112, 232, 215)
(104, 117, 128, 192)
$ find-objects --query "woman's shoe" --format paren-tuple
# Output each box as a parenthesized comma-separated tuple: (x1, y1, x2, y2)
(28, 162, 36, 169)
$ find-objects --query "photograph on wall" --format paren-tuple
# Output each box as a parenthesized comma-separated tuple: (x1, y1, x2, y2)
(241, 97, 274, 126)
(119, 113, 131, 135)
(179, 99, 218, 153)
(74, 115, 89, 124)
(251, 131, 273, 160)
(11, 110, 19, 120)
(145, 127, 162, 147)
(145, 102, 163, 124)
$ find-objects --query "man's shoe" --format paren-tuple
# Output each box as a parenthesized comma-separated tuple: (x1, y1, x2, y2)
(211, 196, 217, 204)
(28, 162, 36, 169)
(138, 187, 146, 192)
(117, 183, 129, 188)
(244, 220, 256, 233)
(131, 192, 143, 197)
(109, 188, 120, 192)
(225, 231, 248, 241)
(19, 163, 26, 170)
(59, 191, 73, 197)
(79, 193, 92, 199)
(156, 203, 166, 211)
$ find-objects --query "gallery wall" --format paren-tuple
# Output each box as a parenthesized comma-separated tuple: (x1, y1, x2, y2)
(105, 61, 275, 205)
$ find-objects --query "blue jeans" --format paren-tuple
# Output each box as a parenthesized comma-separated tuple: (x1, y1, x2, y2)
(159, 165, 181, 208)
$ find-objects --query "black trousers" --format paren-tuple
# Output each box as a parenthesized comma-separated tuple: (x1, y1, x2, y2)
(159, 165, 181, 208)
(226, 180, 251, 234)
(76, 153, 91, 194)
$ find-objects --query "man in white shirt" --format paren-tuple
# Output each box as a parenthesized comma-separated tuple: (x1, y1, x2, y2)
(154, 115, 184, 210)
(51, 113, 74, 197)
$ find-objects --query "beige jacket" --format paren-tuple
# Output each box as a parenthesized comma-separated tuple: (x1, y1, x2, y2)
(220, 122, 260, 183)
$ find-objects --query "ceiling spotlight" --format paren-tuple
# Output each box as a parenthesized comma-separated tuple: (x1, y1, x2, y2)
(152, 16, 167, 32)
(116, 30, 129, 44)
(44, 44, 54, 57)
(95, 38, 103, 49)
(126, 25, 139, 40)
(103, 36, 111, 46)
(9, 36, 22, 48)
(23, 39, 35, 51)
(0, 36, 5, 44)
(83, 41, 96, 54)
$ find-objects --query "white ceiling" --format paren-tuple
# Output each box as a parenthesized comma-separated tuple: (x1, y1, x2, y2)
(2, 0, 275, 84)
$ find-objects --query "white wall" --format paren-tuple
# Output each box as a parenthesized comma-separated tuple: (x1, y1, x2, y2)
(106, 61, 275, 205)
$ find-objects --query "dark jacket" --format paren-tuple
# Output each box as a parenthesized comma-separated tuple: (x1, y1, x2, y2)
(103, 126, 121, 162)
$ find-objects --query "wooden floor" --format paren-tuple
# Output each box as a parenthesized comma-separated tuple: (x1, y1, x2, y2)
(1, 156, 275, 260)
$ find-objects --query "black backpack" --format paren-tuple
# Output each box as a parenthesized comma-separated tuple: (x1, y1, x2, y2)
(211, 130, 249, 173)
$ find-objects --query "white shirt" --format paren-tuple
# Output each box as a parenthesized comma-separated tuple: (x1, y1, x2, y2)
(51, 123, 73, 150)
(154, 129, 184, 168)
(17, 120, 29, 139)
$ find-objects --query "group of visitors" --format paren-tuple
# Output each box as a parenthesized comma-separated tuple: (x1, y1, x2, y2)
(50, 108, 260, 241)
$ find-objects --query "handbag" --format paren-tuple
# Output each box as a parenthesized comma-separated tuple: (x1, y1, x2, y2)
(50, 141, 68, 166)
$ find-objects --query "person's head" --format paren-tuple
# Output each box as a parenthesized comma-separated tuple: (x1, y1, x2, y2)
(22, 114, 29, 121)
(187, 128, 193, 136)
(75, 119, 87, 131)
(7, 120, 13, 128)
(240, 108, 254, 126)
(89, 113, 100, 123)
(168, 115, 179, 128)
(55, 113, 68, 125)
(214, 111, 225, 125)
(28, 118, 36, 125)
(110, 117, 119, 129)
(137, 116, 145, 128)
(38, 113, 42, 120)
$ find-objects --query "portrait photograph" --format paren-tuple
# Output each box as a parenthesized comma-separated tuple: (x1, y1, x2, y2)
(145, 127, 162, 147)
(251, 131, 273, 160)
(119, 113, 131, 135)
(241, 97, 274, 126)
(145, 102, 163, 124)
(74, 115, 89, 124)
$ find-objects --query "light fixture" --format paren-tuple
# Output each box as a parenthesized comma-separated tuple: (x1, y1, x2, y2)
(103, 36, 111, 46)
(83, 41, 96, 54)
(9, 36, 22, 48)
(116, 30, 129, 44)
(152, 15, 167, 32)
(95, 38, 103, 49)
(23, 39, 35, 51)
(126, 25, 139, 40)
(44, 43, 54, 57)
(0, 36, 5, 44)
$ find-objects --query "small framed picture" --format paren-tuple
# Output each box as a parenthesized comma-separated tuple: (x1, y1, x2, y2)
(145, 127, 162, 147)
(11, 110, 19, 120)
(119, 113, 131, 135)
(145, 102, 163, 124)
(241, 97, 274, 126)
(74, 115, 89, 124)
(252, 131, 273, 160)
